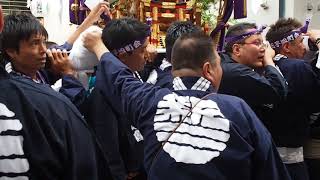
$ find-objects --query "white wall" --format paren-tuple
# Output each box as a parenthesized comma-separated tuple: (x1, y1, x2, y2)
(237, 0, 320, 30)
(284, 0, 294, 18)
(290, 0, 320, 29)
(238, 0, 279, 26)
(40, 0, 76, 45)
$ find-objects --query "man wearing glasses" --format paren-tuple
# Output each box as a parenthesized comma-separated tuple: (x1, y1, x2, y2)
(218, 22, 288, 123)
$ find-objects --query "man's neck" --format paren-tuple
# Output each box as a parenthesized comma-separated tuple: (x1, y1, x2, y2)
(172, 68, 202, 78)
(230, 54, 242, 64)
(278, 51, 294, 59)
(12, 64, 37, 80)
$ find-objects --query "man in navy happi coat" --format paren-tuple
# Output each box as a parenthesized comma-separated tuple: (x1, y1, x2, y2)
(83, 30, 291, 180)
(266, 18, 320, 180)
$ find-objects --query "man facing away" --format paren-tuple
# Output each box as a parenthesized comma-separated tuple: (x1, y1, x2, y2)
(139, 21, 202, 89)
(83, 29, 291, 180)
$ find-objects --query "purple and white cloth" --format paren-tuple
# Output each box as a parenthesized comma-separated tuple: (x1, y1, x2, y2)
(269, 18, 311, 49)
(224, 26, 266, 45)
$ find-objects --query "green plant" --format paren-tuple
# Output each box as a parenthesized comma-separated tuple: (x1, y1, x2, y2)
(198, 0, 219, 27)
(198, 0, 237, 28)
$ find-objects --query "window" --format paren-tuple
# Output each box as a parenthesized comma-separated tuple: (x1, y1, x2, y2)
(0, 0, 30, 15)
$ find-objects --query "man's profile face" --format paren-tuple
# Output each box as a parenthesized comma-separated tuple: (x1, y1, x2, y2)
(286, 35, 306, 59)
(9, 33, 47, 73)
(236, 34, 266, 69)
(121, 40, 148, 72)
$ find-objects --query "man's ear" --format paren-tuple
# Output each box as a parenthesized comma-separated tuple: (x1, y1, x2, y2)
(5, 49, 17, 60)
(202, 61, 221, 90)
(117, 52, 128, 59)
(232, 44, 241, 57)
(202, 61, 216, 85)
(117, 52, 130, 63)
(282, 42, 291, 53)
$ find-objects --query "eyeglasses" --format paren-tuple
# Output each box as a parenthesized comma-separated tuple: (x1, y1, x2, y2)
(240, 41, 269, 49)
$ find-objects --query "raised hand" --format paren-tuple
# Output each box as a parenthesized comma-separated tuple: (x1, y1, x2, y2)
(85, 1, 111, 25)
(46, 49, 76, 77)
(305, 30, 320, 43)
(263, 42, 276, 66)
(145, 44, 157, 63)
(83, 31, 109, 60)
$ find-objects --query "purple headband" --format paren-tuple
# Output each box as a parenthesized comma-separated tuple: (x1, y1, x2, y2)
(225, 25, 267, 45)
(112, 30, 151, 55)
(270, 18, 311, 49)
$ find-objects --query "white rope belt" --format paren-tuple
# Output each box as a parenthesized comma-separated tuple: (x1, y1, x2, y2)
(277, 147, 304, 164)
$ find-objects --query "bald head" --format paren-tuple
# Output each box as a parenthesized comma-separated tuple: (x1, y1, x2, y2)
(171, 32, 218, 71)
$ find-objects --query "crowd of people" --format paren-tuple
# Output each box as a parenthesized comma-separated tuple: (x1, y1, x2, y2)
(0, 2, 320, 180)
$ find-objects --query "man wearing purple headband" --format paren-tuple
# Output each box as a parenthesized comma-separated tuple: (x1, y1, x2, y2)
(218, 22, 288, 127)
(84, 17, 150, 180)
(266, 18, 320, 180)
(82, 27, 293, 179)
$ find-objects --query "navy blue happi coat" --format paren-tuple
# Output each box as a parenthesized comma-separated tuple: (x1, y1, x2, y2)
(0, 69, 109, 180)
(95, 52, 292, 180)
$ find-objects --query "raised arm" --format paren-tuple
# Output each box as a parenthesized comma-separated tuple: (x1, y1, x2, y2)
(67, 2, 111, 45)
(83, 31, 164, 127)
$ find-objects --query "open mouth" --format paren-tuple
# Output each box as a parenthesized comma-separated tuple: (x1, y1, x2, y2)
(39, 58, 46, 63)
(258, 56, 264, 60)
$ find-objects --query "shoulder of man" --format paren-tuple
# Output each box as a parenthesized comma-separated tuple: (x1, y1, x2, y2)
(8, 76, 84, 121)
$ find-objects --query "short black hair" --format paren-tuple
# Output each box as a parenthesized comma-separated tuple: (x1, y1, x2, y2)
(171, 32, 217, 71)
(165, 21, 202, 62)
(1, 13, 48, 60)
(266, 18, 302, 52)
(224, 22, 257, 53)
(102, 17, 150, 52)
(45, 41, 57, 49)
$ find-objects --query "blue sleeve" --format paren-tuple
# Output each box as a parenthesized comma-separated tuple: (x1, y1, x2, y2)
(220, 64, 287, 106)
(154, 68, 173, 89)
(59, 75, 87, 109)
(264, 65, 288, 100)
(282, 61, 320, 112)
(49, 42, 73, 51)
(63, 112, 101, 180)
(239, 100, 292, 180)
(300, 62, 320, 113)
(85, 89, 127, 180)
(95, 52, 164, 128)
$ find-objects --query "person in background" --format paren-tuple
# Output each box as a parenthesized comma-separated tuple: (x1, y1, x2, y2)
(45, 1, 110, 107)
(218, 22, 288, 121)
(303, 29, 320, 180)
(84, 17, 151, 180)
(139, 21, 202, 89)
(266, 17, 320, 180)
(0, 5, 111, 180)
(83, 28, 292, 180)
